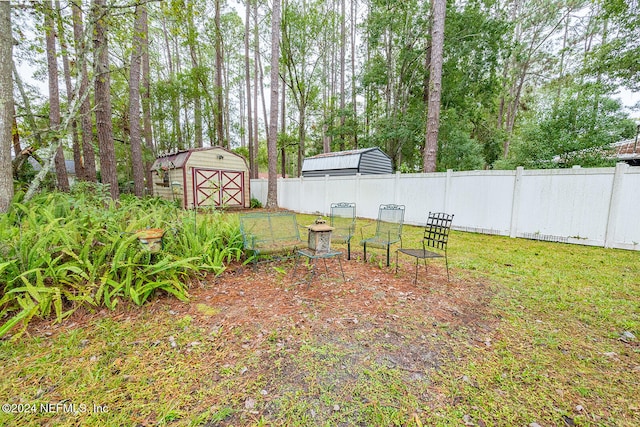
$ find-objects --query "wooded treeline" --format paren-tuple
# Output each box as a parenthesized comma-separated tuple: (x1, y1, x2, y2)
(1, 0, 638, 210)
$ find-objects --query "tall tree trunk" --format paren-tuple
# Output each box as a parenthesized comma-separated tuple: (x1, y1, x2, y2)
(13, 61, 43, 149)
(55, 0, 85, 182)
(351, 0, 357, 149)
(298, 105, 306, 176)
(0, 2, 13, 212)
(12, 112, 21, 161)
(239, 69, 245, 148)
(45, 0, 70, 192)
(339, 0, 346, 150)
(281, 79, 286, 178)
(266, 0, 282, 209)
(72, 0, 97, 182)
(172, 21, 187, 147)
(161, 16, 182, 149)
(328, 0, 336, 151)
(245, 0, 256, 179)
(93, 0, 119, 199)
(423, 0, 446, 173)
(187, 2, 203, 148)
(140, 5, 153, 194)
(253, 0, 260, 177)
(129, 4, 144, 197)
(257, 52, 269, 138)
(223, 45, 231, 145)
(215, 0, 225, 147)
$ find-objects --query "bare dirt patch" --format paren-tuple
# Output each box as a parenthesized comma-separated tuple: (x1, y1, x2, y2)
(25, 252, 498, 425)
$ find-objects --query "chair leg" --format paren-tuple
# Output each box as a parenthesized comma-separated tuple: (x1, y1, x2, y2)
(363, 242, 367, 262)
(307, 258, 318, 288)
(337, 255, 345, 282)
(414, 256, 419, 284)
(386, 245, 390, 267)
(445, 254, 450, 282)
(347, 241, 351, 260)
(395, 250, 399, 274)
(292, 252, 301, 279)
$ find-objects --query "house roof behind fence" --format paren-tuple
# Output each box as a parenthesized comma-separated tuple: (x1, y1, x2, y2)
(613, 138, 640, 160)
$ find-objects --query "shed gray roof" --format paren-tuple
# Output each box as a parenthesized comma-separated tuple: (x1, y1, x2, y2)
(301, 148, 390, 173)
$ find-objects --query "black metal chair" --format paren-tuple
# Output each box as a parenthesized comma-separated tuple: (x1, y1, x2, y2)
(361, 204, 405, 267)
(329, 202, 356, 260)
(396, 212, 454, 283)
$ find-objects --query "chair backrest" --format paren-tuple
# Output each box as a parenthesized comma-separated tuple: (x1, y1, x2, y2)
(423, 212, 454, 250)
(239, 212, 301, 248)
(375, 204, 405, 241)
(330, 202, 356, 240)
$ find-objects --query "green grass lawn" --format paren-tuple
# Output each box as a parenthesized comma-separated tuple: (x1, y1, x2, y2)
(1, 214, 638, 426)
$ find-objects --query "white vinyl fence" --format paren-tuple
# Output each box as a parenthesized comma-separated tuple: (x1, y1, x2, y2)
(251, 163, 640, 251)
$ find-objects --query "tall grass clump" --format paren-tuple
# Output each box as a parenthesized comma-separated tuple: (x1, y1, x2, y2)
(0, 184, 243, 337)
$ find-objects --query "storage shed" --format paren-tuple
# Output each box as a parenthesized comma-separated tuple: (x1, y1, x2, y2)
(301, 147, 393, 177)
(151, 147, 249, 209)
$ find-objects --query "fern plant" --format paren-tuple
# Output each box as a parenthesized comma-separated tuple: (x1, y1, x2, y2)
(0, 188, 243, 338)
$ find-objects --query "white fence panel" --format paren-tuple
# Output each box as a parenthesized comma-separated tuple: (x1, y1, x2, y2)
(356, 174, 397, 219)
(517, 168, 613, 246)
(448, 171, 515, 235)
(250, 164, 639, 251)
(611, 167, 640, 249)
(396, 173, 447, 225)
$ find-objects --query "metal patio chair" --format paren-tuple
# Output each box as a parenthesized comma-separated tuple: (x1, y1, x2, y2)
(361, 204, 405, 267)
(329, 202, 356, 260)
(396, 212, 454, 283)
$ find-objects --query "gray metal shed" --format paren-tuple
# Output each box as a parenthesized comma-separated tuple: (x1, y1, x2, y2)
(301, 148, 393, 177)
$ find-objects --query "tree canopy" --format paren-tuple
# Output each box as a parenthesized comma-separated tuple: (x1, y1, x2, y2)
(3, 0, 638, 202)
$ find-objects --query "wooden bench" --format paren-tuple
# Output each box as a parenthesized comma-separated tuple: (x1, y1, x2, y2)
(239, 212, 305, 264)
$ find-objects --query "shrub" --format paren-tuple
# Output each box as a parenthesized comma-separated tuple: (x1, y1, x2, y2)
(250, 197, 263, 209)
(0, 189, 243, 338)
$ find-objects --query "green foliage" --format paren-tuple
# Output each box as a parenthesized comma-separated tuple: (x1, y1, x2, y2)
(587, 0, 640, 90)
(440, 0, 510, 169)
(437, 111, 485, 171)
(0, 186, 243, 337)
(250, 197, 263, 209)
(233, 145, 271, 176)
(503, 85, 636, 168)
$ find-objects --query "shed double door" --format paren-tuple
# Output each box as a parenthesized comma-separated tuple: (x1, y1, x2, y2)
(192, 168, 244, 208)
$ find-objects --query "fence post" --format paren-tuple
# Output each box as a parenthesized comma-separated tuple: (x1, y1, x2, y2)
(355, 173, 361, 209)
(324, 174, 329, 215)
(509, 166, 524, 238)
(298, 175, 304, 213)
(444, 169, 452, 213)
(604, 162, 628, 248)
(394, 171, 401, 205)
